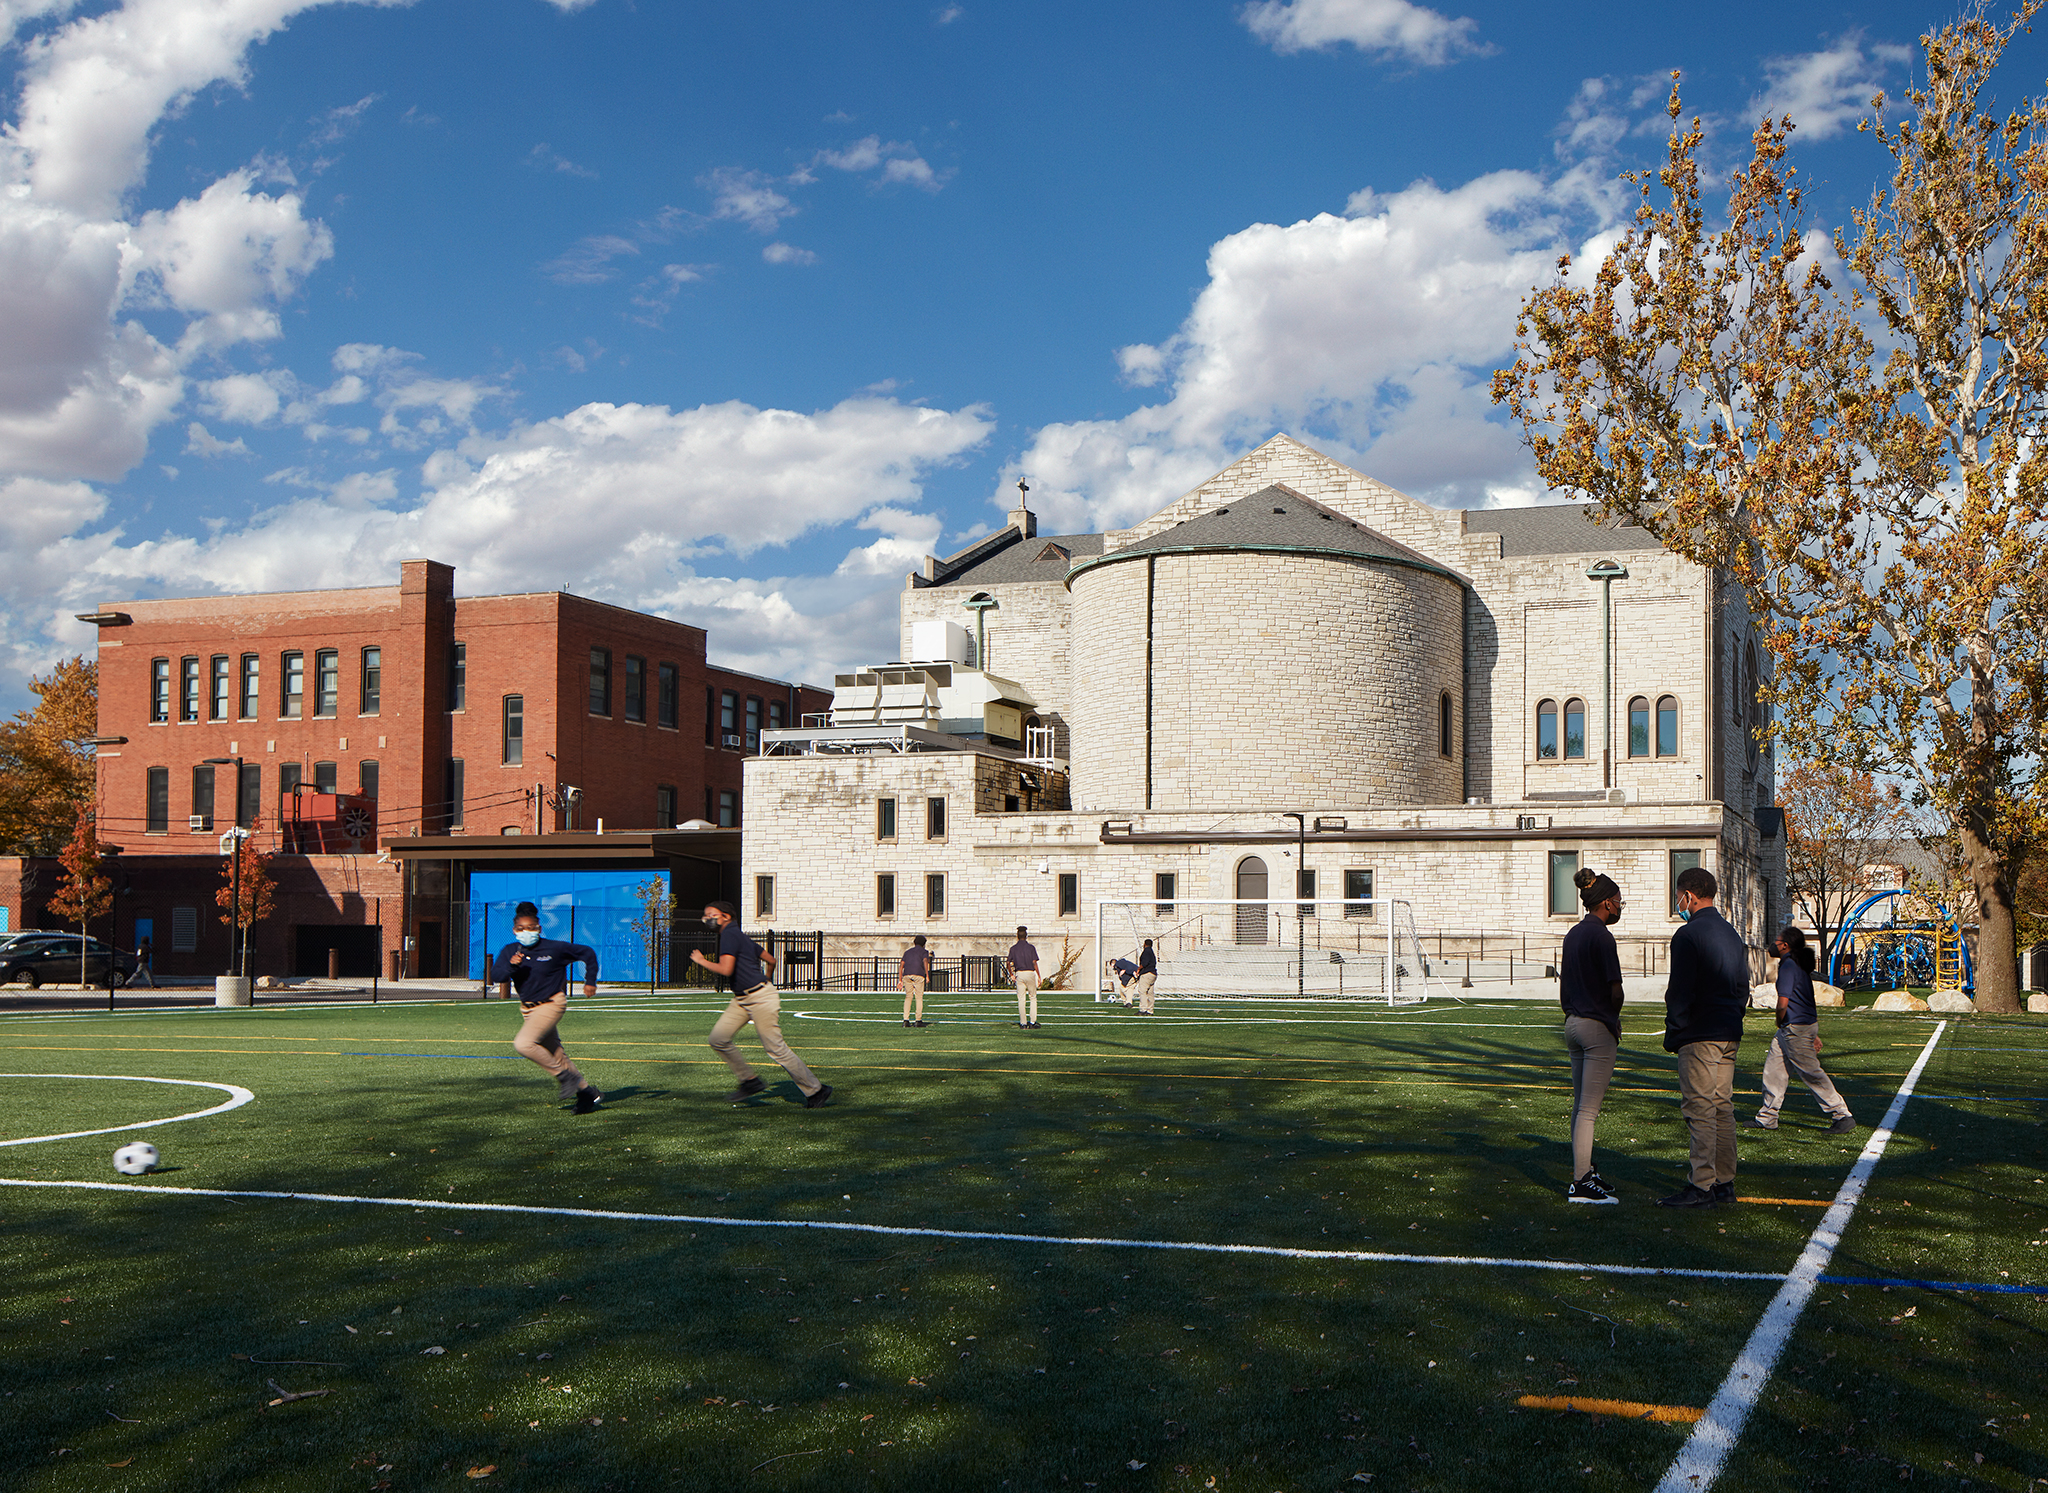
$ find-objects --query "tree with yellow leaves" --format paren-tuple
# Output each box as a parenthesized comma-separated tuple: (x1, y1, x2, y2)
(0, 657, 97, 855)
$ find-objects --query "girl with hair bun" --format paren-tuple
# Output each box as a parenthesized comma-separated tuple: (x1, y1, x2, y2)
(1558, 865, 1626, 1202)
(1749, 925, 1856, 1134)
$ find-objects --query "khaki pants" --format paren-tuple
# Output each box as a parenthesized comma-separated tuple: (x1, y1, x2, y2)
(1677, 1040, 1739, 1190)
(709, 983, 823, 1097)
(900, 974, 926, 1022)
(1130, 971, 1157, 1014)
(1564, 1016, 1617, 1180)
(1757, 1023, 1850, 1123)
(513, 995, 585, 1099)
(1014, 971, 1041, 1024)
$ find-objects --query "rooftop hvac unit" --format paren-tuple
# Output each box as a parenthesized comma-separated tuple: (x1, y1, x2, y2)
(909, 618, 971, 665)
(188, 814, 212, 832)
(723, 733, 744, 749)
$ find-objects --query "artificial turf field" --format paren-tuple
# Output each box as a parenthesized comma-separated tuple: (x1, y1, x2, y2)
(0, 992, 2042, 1493)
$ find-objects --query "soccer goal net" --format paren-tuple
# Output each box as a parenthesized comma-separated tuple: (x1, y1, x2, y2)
(1093, 898, 1434, 1004)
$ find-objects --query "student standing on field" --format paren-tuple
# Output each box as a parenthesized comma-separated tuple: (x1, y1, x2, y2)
(1008, 926, 1042, 1029)
(491, 901, 604, 1113)
(1130, 939, 1159, 1015)
(900, 934, 931, 1027)
(692, 901, 832, 1107)
(1559, 867, 1625, 1203)
(1750, 925, 1856, 1134)
(1658, 867, 1749, 1208)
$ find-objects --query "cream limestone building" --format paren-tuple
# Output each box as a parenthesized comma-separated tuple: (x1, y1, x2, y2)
(743, 435, 1781, 980)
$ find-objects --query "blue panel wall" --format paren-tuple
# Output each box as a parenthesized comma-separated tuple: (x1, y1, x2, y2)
(467, 868, 670, 984)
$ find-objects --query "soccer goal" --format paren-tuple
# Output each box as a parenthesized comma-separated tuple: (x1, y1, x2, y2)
(1093, 898, 1434, 1004)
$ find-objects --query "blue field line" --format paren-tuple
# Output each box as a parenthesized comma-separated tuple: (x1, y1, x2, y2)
(1911, 1094, 2048, 1102)
(1819, 1274, 2045, 1294)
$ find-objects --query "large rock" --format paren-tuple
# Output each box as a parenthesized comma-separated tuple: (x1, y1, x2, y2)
(1813, 982, 1846, 1008)
(2029, 992, 2048, 1014)
(1926, 990, 1976, 1013)
(1868, 990, 1929, 1012)
(1749, 982, 1780, 1011)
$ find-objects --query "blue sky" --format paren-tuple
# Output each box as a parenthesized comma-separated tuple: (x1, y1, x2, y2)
(0, 0, 2034, 704)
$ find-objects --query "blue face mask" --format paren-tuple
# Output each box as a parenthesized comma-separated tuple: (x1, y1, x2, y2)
(515, 928, 541, 946)
(1676, 904, 1693, 923)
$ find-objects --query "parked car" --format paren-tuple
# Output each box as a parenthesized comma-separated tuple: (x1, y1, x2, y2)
(0, 934, 139, 988)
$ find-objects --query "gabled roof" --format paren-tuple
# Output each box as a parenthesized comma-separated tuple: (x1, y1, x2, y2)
(1464, 505, 1668, 557)
(921, 529, 1105, 588)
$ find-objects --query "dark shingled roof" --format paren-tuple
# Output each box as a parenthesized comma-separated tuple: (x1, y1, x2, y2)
(929, 530, 1105, 587)
(1464, 504, 1668, 557)
(1076, 484, 1459, 580)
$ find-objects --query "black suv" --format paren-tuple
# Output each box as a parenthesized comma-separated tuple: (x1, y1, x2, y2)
(0, 934, 140, 988)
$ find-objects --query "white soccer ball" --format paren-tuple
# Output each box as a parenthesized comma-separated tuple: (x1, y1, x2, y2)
(112, 1142, 158, 1176)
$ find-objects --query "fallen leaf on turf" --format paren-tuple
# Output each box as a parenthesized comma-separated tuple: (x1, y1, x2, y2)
(465, 1468, 496, 1479)
(860, 1415, 874, 1422)
(528, 1420, 539, 1428)
(422, 1346, 446, 1356)
(1352, 1477, 1374, 1486)
(107, 1460, 132, 1468)
(344, 1326, 357, 1334)
(1127, 1461, 1146, 1471)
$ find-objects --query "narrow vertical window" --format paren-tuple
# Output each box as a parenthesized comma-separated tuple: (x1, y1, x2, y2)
(448, 643, 467, 712)
(313, 760, 338, 794)
(877, 797, 897, 840)
(1439, 691, 1453, 758)
(623, 655, 645, 722)
(657, 663, 678, 729)
(719, 690, 737, 742)
(589, 648, 612, 716)
(1548, 850, 1581, 916)
(1628, 696, 1651, 758)
(240, 654, 260, 719)
(145, 767, 169, 833)
(502, 694, 524, 766)
(1154, 872, 1176, 916)
(756, 875, 775, 919)
(209, 655, 231, 720)
(1535, 699, 1557, 759)
(1296, 866, 1316, 915)
(150, 658, 170, 723)
(237, 763, 261, 827)
(1657, 695, 1680, 757)
(718, 789, 737, 827)
(1057, 872, 1079, 917)
(876, 873, 896, 918)
(179, 656, 201, 721)
(925, 872, 946, 917)
(191, 764, 216, 827)
(744, 695, 761, 752)
(313, 649, 339, 717)
(445, 759, 465, 829)
(926, 796, 946, 840)
(1563, 698, 1586, 759)
(359, 760, 379, 799)
(1343, 868, 1375, 918)
(655, 784, 675, 826)
(705, 687, 716, 746)
(360, 647, 382, 715)
(280, 651, 304, 719)
(1670, 849, 1703, 915)
(767, 699, 786, 731)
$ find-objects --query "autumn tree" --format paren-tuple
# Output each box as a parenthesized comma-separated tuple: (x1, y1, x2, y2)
(1780, 760, 1917, 956)
(46, 804, 111, 986)
(1493, 7, 2048, 1013)
(215, 827, 276, 973)
(0, 656, 97, 855)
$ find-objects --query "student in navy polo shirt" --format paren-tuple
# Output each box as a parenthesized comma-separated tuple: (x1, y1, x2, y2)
(900, 934, 931, 1027)
(490, 901, 603, 1114)
(691, 901, 832, 1108)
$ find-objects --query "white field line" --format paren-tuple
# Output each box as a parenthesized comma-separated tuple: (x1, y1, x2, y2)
(0, 1074, 255, 1146)
(0, 1175, 1792, 1282)
(1654, 1020, 1949, 1493)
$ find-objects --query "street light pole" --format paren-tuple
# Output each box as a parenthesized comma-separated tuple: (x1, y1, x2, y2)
(1283, 811, 1307, 1000)
(102, 845, 124, 1013)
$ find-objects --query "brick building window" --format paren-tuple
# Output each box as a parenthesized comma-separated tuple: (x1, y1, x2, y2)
(925, 872, 946, 918)
(926, 796, 946, 840)
(877, 797, 896, 840)
(1548, 850, 1581, 916)
(239, 654, 259, 719)
(191, 764, 215, 828)
(448, 643, 466, 711)
(624, 655, 645, 723)
(1439, 691, 1454, 758)
(655, 785, 675, 827)
(146, 767, 170, 833)
(717, 789, 737, 828)
(1628, 695, 1650, 757)
(1657, 695, 1680, 757)
(589, 648, 612, 716)
(360, 647, 381, 715)
(281, 651, 304, 719)
(1155, 872, 1176, 916)
(236, 764, 261, 827)
(767, 700, 786, 731)
(719, 690, 737, 745)
(657, 663, 678, 729)
(359, 760, 379, 798)
(313, 761, 337, 793)
(180, 656, 200, 721)
(314, 649, 339, 717)
(210, 655, 231, 720)
(502, 695, 523, 766)
(280, 762, 302, 798)
(150, 657, 170, 722)
(1563, 698, 1586, 760)
(1535, 698, 1557, 759)
(1057, 872, 1079, 917)
(755, 875, 774, 919)
(1343, 868, 1375, 918)
(744, 696, 761, 752)
(876, 873, 896, 917)
(445, 759, 465, 830)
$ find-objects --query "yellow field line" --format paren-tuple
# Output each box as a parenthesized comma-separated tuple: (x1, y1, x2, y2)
(1516, 1396, 1702, 1422)
(1737, 1197, 1832, 1207)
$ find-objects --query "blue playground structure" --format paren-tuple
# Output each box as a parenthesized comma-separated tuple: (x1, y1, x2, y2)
(1826, 888, 1974, 995)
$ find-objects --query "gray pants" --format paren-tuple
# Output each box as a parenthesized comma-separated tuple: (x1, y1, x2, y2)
(1564, 1016, 1617, 1180)
(1677, 1040, 1739, 1189)
(1757, 1023, 1850, 1123)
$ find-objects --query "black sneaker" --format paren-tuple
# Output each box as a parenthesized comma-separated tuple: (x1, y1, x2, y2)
(1711, 1181, 1737, 1206)
(1656, 1184, 1717, 1208)
(914, 1020, 927, 1027)
(726, 1076, 767, 1103)
(1744, 1117, 1779, 1130)
(1028, 1021, 1041, 1029)
(902, 1019, 911, 1027)
(1566, 1174, 1618, 1205)
(804, 1084, 834, 1109)
(1827, 1116, 1857, 1134)
(573, 1087, 603, 1114)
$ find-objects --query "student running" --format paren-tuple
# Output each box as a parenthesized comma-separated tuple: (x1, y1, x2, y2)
(692, 901, 833, 1108)
(490, 901, 604, 1114)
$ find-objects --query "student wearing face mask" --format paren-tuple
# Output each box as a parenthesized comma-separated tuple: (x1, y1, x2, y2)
(1559, 867, 1626, 1203)
(1658, 866, 1750, 1207)
(490, 901, 604, 1114)
(692, 900, 832, 1108)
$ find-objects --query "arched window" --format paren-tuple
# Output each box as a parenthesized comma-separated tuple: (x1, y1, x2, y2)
(1536, 699, 1559, 759)
(1656, 695, 1679, 757)
(1563, 698, 1587, 759)
(1627, 696, 1650, 758)
(1439, 691, 1454, 758)
(1234, 857, 1269, 947)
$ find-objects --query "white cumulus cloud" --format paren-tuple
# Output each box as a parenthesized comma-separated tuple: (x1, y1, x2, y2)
(762, 242, 817, 266)
(1750, 33, 1909, 143)
(1240, 0, 1483, 66)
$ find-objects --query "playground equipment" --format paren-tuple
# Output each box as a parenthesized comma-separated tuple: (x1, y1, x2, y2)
(1826, 888, 1974, 995)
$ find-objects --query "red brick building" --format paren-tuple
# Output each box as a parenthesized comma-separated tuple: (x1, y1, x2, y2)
(14, 559, 826, 978)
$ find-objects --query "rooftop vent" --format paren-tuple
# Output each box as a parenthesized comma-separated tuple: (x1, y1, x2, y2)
(1273, 505, 1286, 513)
